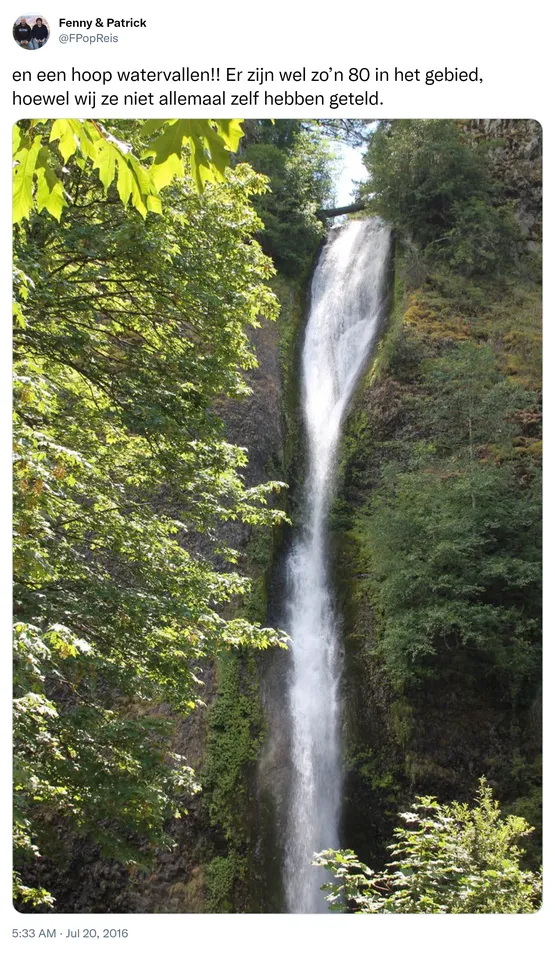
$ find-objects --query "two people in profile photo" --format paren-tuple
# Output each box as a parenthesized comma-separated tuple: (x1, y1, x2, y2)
(13, 15, 49, 49)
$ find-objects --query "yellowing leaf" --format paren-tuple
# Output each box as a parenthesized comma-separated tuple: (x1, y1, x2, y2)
(214, 119, 244, 153)
(115, 153, 132, 206)
(49, 119, 79, 163)
(13, 137, 42, 224)
(35, 148, 68, 221)
(92, 140, 117, 193)
(146, 195, 162, 214)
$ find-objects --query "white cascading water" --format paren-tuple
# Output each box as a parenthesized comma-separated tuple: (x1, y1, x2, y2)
(284, 218, 390, 913)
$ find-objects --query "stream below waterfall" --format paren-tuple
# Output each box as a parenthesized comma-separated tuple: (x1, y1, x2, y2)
(282, 218, 391, 913)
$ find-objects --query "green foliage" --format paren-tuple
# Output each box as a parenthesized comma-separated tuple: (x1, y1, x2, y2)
(242, 525, 276, 624)
(362, 120, 522, 275)
(13, 118, 245, 223)
(13, 121, 288, 906)
(12, 874, 54, 911)
(505, 775, 542, 869)
(200, 651, 265, 912)
(352, 343, 541, 688)
(242, 125, 335, 275)
(202, 653, 264, 845)
(272, 274, 305, 481)
(316, 779, 541, 912)
(364, 253, 407, 382)
(204, 854, 237, 913)
(435, 196, 523, 275)
(345, 747, 396, 793)
(362, 121, 488, 244)
(14, 619, 198, 868)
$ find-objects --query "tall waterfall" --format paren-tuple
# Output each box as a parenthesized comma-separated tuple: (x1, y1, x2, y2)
(283, 218, 390, 913)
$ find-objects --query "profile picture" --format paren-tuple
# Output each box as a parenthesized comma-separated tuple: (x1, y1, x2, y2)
(13, 14, 50, 49)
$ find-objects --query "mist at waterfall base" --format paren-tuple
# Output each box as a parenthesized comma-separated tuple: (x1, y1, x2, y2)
(283, 218, 391, 913)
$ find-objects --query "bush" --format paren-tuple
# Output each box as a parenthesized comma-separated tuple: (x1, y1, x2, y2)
(315, 779, 541, 913)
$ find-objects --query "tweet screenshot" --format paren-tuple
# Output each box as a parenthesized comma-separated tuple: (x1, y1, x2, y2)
(4, 2, 550, 950)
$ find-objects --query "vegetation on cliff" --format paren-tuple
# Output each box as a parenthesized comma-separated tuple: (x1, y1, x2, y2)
(334, 119, 541, 905)
(361, 119, 526, 275)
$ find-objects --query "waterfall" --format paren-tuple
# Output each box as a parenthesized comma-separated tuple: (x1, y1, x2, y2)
(283, 218, 391, 913)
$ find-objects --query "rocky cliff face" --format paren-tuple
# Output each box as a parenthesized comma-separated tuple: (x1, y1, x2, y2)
(466, 119, 542, 246)
(333, 120, 542, 870)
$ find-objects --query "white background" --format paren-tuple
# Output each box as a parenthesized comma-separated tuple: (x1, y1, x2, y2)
(1, 2, 551, 950)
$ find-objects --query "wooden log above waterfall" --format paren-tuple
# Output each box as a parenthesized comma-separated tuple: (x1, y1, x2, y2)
(316, 201, 369, 220)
